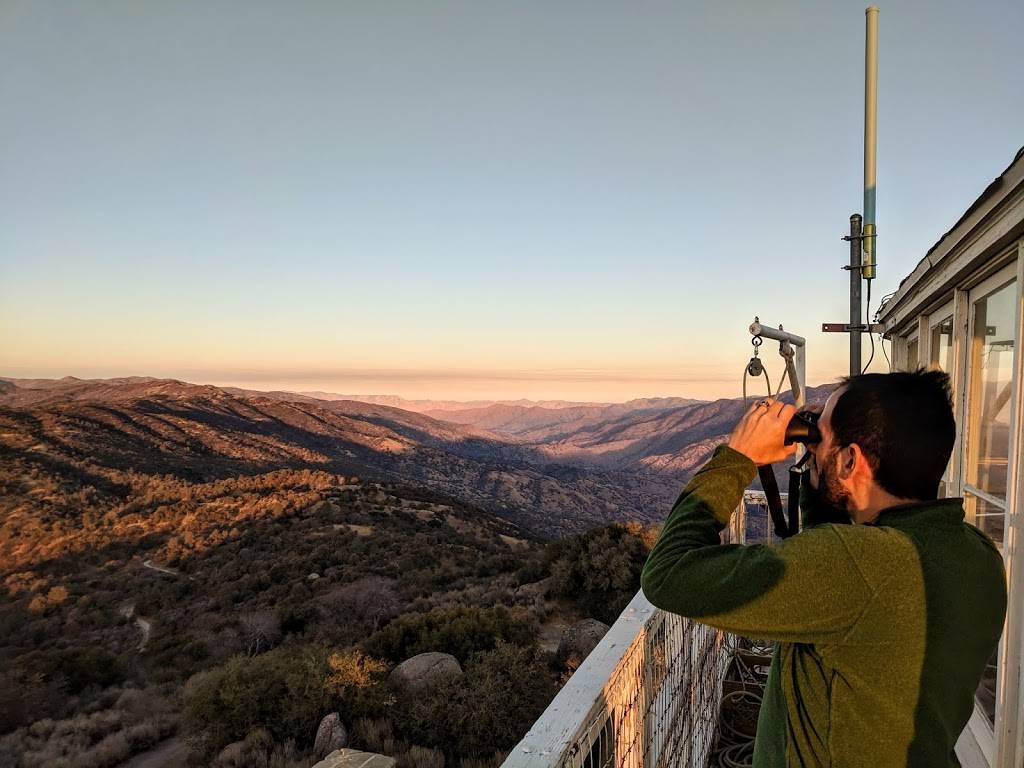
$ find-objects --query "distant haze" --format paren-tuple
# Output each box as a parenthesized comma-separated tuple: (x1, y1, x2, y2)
(0, 366, 764, 402)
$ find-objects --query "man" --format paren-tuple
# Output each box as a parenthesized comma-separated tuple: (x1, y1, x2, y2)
(641, 370, 1006, 767)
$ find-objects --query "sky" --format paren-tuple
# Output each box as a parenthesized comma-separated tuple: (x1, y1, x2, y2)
(2, 1, 1022, 402)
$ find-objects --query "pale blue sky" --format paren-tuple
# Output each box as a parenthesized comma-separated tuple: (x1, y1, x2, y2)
(2, 1, 1022, 400)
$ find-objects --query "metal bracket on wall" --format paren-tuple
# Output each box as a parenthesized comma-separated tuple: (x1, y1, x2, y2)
(821, 323, 885, 334)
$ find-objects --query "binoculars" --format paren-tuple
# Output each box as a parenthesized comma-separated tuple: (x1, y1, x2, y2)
(758, 410, 821, 541)
(785, 410, 822, 445)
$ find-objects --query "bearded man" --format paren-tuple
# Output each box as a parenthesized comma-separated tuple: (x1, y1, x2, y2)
(641, 370, 1006, 767)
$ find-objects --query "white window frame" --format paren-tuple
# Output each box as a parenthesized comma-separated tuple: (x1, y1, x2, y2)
(998, 245, 1024, 768)
(927, 300, 956, 373)
(922, 300, 958, 495)
(961, 262, 1017, 517)
(897, 330, 920, 372)
(955, 255, 1022, 765)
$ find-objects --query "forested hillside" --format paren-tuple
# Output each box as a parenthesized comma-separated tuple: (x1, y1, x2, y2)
(0, 378, 660, 768)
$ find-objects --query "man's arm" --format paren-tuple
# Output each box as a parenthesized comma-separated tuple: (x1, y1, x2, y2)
(640, 445, 874, 644)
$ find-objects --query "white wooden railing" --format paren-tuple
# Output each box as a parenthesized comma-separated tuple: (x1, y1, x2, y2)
(502, 497, 772, 768)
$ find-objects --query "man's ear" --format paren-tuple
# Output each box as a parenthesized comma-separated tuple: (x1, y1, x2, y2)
(833, 444, 857, 480)
(843, 443, 873, 483)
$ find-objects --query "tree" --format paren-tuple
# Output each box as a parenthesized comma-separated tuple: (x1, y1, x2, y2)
(548, 523, 652, 623)
(181, 645, 331, 760)
(239, 610, 282, 656)
(320, 577, 400, 633)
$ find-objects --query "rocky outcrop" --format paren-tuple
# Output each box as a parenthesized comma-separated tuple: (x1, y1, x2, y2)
(313, 713, 348, 759)
(313, 748, 396, 768)
(513, 576, 552, 601)
(556, 618, 610, 666)
(388, 651, 462, 689)
(213, 740, 245, 767)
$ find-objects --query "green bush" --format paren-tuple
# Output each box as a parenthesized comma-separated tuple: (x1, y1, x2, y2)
(548, 523, 652, 623)
(12, 647, 123, 696)
(362, 606, 533, 665)
(180, 644, 331, 760)
(393, 642, 556, 757)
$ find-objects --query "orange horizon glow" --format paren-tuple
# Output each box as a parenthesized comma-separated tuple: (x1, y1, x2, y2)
(0, 363, 852, 403)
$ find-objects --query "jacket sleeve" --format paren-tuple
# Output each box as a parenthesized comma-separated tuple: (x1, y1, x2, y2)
(640, 445, 874, 644)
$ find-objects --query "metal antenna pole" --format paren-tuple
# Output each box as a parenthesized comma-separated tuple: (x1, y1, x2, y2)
(849, 214, 863, 375)
(862, 6, 878, 281)
(823, 10, 880, 368)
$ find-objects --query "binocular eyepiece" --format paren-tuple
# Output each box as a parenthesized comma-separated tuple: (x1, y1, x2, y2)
(785, 410, 822, 445)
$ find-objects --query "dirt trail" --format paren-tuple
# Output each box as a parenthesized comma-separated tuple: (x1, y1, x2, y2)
(135, 617, 151, 651)
(538, 610, 580, 654)
(142, 559, 178, 576)
(118, 605, 152, 651)
(117, 737, 187, 768)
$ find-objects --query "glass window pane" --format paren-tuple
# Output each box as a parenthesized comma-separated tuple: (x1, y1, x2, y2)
(964, 491, 1005, 725)
(964, 492, 1006, 549)
(976, 647, 999, 725)
(930, 315, 954, 372)
(965, 279, 1016, 500)
(906, 338, 919, 371)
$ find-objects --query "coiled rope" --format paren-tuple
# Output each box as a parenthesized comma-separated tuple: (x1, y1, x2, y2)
(709, 637, 773, 767)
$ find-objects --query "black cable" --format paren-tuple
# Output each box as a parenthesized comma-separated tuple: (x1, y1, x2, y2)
(862, 280, 875, 373)
(710, 638, 771, 767)
(880, 334, 892, 371)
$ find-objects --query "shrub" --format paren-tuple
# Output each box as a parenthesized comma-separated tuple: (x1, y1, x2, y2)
(27, 596, 48, 616)
(351, 717, 398, 754)
(0, 685, 177, 768)
(239, 610, 282, 656)
(46, 586, 70, 606)
(398, 745, 445, 768)
(547, 523, 652, 623)
(8, 647, 122, 702)
(325, 648, 391, 721)
(458, 754, 508, 768)
(393, 642, 556, 757)
(362, 606, 533, 665)
(181, 644, 331, 760)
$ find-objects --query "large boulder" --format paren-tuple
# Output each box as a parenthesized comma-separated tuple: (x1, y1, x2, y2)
(556, 618, 610, 666)
(314, 712, 348, 758)
(313, 749, 397, 768)
(388, 651, 462, 689)
(213, 741, 245, 768)
(513, 577, 552, 601)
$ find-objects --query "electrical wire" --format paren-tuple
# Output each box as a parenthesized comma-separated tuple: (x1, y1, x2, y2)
(861, 280, 875, 373)
(880, 334, 892, 371)
(874, 290, 896, 372)
(709, 637, 772, 767)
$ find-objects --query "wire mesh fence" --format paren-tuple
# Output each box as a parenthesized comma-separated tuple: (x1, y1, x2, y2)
(503, 500, 767, 768)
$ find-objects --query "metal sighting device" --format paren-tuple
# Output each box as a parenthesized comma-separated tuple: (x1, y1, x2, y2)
(745, 320, 821, 539)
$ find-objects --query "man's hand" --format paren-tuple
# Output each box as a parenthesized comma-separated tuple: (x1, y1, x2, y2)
(728, 398, 798, 466)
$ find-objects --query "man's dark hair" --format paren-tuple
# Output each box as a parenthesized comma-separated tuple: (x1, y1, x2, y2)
(830, 369, 956, 500)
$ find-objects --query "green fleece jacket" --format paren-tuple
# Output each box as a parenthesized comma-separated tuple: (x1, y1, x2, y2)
(641, 445, 1007, 767)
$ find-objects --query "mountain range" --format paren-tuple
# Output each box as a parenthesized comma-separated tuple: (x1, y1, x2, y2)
(0, 376, 834, 541)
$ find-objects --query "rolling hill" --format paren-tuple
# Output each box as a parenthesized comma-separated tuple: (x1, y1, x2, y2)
(0, 378, 680, 541)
